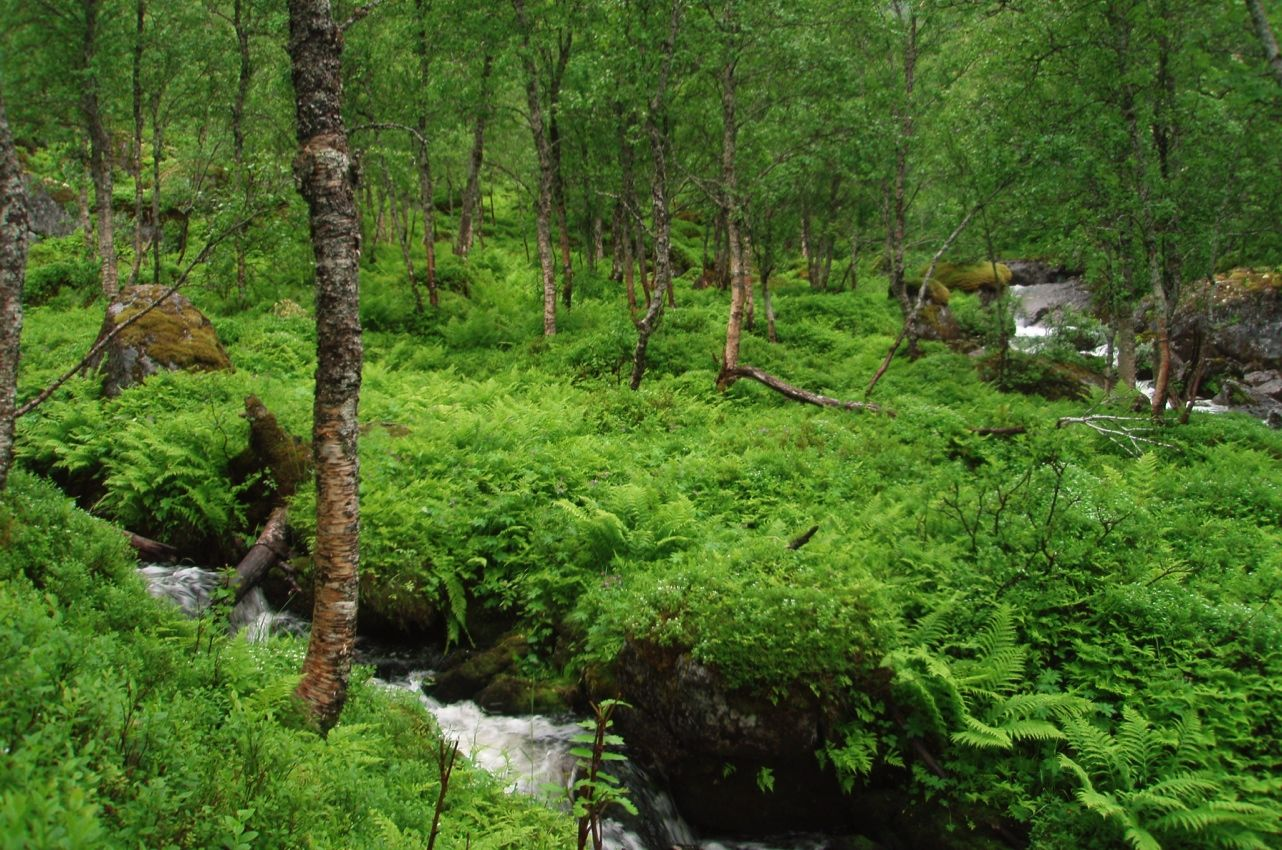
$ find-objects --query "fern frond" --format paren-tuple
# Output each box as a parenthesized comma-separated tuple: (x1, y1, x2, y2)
(951, 714, 1013, 750)
(1002, 718, 1066, 744)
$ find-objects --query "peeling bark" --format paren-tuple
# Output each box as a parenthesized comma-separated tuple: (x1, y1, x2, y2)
(286, 0, 363, 733)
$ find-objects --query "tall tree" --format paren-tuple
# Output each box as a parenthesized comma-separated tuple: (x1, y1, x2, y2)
(80, 0, 120, 298)
(0, 90, 27, 494)
(512, 0, 560, 335)
(628, 0, 682, 390)
(285, 0, 363, 732)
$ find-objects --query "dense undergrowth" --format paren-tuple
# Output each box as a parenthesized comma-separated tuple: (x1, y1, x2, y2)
(0, 471, 573, 849)
(11, 208, 1282, 848)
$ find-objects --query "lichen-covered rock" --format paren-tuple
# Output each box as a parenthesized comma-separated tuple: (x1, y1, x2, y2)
(100, 285, 232, 396)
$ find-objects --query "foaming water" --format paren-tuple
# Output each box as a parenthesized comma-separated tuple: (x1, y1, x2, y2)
(138, 564, 306, 640)
(378, 672, 827, 850)
(138, 568, 837, 849)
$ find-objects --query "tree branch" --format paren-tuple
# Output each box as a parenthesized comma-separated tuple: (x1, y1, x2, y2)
(720, 364, 893, 416)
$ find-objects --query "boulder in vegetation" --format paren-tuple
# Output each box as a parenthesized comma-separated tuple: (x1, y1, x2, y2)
(99, 285, 232, 397)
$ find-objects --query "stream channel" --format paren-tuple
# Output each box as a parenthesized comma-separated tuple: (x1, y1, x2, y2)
(141, 564, 831, 850)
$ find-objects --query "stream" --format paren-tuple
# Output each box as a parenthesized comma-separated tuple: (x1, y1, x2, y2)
(140, 565, 833, 850)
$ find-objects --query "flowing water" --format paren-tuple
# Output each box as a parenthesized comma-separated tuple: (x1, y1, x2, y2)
(141, 566, 833, 850)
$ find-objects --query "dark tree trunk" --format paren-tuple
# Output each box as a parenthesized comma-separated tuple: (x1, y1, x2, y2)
(232, 506, 290, 604)
(718, 53, 749, 382)
(547, 36, 573, 309)
(128, 0, 146, 288)
(285, 0, 364, 734)
(893, 11, 917, 354)
(551, 114, 574, 308)
(0, 91, 28, 494)
(413, 0, 439, 307)
(232, 0, 253, 298)
(82, 0, 119, 299)
(382, 163, 424, 313)
(629, 0, 680, 390)
(149, 96, 163, 284)
(454, 53, 492, 259)
(513, 0, 558, 335)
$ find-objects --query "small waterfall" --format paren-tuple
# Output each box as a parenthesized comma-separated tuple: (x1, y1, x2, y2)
(138, 564, 306, 641)
(138, 572, 841, 848)
(377, 672, 828, 850)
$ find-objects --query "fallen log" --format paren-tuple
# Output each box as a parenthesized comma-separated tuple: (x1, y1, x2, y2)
(231, 505, 290, 603)
(123, 529, 179, 562)
(721, 364, 893, 416)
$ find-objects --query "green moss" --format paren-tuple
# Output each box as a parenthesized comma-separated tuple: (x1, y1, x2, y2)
(115, 297, 232, 372)
(930, 261, 1012, 293)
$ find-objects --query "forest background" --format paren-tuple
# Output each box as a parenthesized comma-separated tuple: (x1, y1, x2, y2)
(1, 0, 1282, 849)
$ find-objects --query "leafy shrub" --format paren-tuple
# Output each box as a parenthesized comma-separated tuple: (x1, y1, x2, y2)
(23, 235, 98, 304)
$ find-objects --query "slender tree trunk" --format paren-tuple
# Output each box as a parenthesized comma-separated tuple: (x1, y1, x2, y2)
(82, 0, 118, 299)
(513, 0, 557, 335)
(629, 0, 680, 390)
(551, 115, 574, 309)
(761, 268, 777, 343)
(0, 92, 28, 494)
(610, 198, 624, 282)
(713, 206, 729, 290)
(232, 0, 253, 298)
(1246, 0, 1282, 87)
(848, 227, 859, 290)
(413, 0, 439, 307)
(78, 173, 93, 252)
(894, 12, 917, 354)
(455, 53, 492, 259)
(719, 55, 749, 382)
(285, 0, 363, 734)
(150, 97, 162, 284)
(636, 224, 650, 307)
(382, 165, 424, 313)
(128, 0, 146, 288)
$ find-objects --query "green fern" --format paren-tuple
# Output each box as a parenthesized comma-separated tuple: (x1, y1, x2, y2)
(1058, 708, 1282, 850)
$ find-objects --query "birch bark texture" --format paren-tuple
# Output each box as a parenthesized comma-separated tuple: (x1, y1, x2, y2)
(284, 0, 364, 732)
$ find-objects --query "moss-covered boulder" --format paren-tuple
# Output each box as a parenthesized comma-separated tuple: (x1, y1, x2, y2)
(100, 285, 232, 397)
(932, 261, 1012, 293)
(426, 632, 578, 716)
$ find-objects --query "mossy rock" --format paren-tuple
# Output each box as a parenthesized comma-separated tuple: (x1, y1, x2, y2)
(931, 261, 1012, 293)
(100, 285, 232, 397)
(900, 277, 951, 305)
(917, 303, 960, 341)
